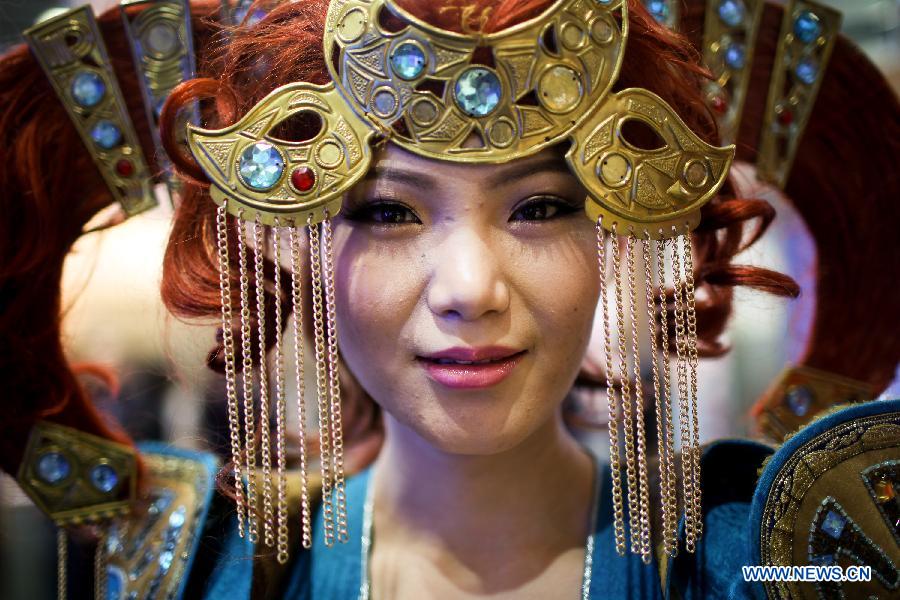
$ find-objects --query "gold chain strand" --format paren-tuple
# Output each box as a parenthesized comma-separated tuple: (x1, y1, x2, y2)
(272, 222, 290, 564)
(642, 235, 671, 558)
(57, 528, 67, 600)
(308, 216, 335, 547)
(681, 231, 703, 543)
(611, 225, 639, 554)
(671, 233, 695, 550)
(236, 213, 259, 543)
(289, 225, 313, 549)
(216, 203, 246, 538)
(656, 239, 678, 557)
(597, 219, 626, 556)
(94, 532, 106, 600)
(253, 217, 275, 549)
(321, 214, 349, 543)
(627, 233, 652, 563)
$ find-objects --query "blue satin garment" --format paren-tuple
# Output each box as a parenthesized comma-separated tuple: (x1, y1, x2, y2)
(202, 440, 773, 599)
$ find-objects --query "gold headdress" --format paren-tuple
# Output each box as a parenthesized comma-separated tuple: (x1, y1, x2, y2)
(188, 0, 735, 564)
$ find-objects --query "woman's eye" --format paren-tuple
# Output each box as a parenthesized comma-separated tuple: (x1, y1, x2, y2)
(350, 201, 421, 225)
(510, 196, 580, 222)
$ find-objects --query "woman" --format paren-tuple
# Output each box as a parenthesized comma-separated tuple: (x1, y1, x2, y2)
(1, 0, 898, 598)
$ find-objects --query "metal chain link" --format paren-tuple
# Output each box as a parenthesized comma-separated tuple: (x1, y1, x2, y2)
(57, 528, 67, 600)
(253, 217, 275, 549)
(94, 532, 107, 600)
(642, 235, 671, 560)
(657, 239, 678, 557)
(216, 204, 246, 537)
(236, 212, 259, 543)
(682, 231, 703, 542)
(272, 222, 290, 564)
(289, 225, 313, 550)
(597, 219, 626, 556)
(627, 233, 652, 564)
(671, 231, 695, 551)
(307, 215, 335, 547)
(611, 225, 639, 554)
(321, 214, 349, 543)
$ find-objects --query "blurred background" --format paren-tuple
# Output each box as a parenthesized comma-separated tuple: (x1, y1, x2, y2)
(0, 0, 898, 597)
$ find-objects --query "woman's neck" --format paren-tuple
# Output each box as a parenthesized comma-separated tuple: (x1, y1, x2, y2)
(370, 412, 596, 589)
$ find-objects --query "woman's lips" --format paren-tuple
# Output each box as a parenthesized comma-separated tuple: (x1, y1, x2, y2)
(417, 347, 527, 389)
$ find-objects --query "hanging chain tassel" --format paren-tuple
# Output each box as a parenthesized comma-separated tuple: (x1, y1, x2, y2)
(216, 203, 246, 538)
(671, 235, 697, 552)
(272, 222, 290, 564)
(253, 217, 276, 549)
(681, 231, 703, 545)
(642, 235, 672, 559)
(656, 239, 679, 557)
(307, 216, 336, 547)
(597, 219, 626, 556)
(57, 528, 67, 600)
(94, 532, 107, 600)
(626, 233, 653, 564)
(236, 212, 259, 543)
(289, 224, 313, 550)
(611, 225, 640, 553)
(321, 213, 349, 543)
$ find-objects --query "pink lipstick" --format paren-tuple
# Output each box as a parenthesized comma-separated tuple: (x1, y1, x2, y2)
(417, 346, 526, 389)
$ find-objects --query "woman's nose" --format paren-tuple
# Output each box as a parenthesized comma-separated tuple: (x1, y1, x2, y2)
(425, 228, 510, 321)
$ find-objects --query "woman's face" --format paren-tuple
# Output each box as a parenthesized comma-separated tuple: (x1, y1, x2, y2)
(332, 141, 599, 455)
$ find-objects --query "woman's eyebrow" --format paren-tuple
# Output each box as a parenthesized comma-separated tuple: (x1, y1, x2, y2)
(483, 155, 571, 188)
(364, 165, 436, 191)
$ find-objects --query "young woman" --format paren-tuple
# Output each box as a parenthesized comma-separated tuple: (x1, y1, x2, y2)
(1, 0, 897, 598)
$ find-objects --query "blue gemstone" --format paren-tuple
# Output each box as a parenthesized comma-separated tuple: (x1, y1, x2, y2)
(724, 43, 746, 69)
(71, 71, 106, 108)
(36, 452, 71, 484)
(454, 67, 502, 117)
(822, 510, 845, 539)
(794, 10, 822, 44)
(785, 385, 813, 416)
(391, 42, 427, 80)
(238, 142, 285, 190)
(795, 57, 818, 85)
(717, 0, 746, 27)
(106, 566, 124, 600)
(90, 120, 123, 150)
(90, 463, 119, 493)
(645, 0, 670, 24)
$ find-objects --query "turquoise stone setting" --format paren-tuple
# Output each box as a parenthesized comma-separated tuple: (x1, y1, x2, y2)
(90, 120, 123, 150)
(454, 67, 502, 117)
(89, 463, 119, 493)
(238, 142, 285, 191)
(795, 56, 818, 85)
(71, 71, 106, 108)
(391, 42, 427, 80)
(717, 0, 745, 27)
(36, 452, 71, 485)
(724, 43, 745, 69)
(793, 10, 822, 44)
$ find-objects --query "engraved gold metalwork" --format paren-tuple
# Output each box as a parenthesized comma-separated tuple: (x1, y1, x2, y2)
(757, 0, 840, 188)
(701, 0, 763, 144)
(24, 6, 157, 216)
(187, 82, 376, 226)
(16, 422, 138, 525)
(569, 88, 734, 237)
(120, 0, 196, 196)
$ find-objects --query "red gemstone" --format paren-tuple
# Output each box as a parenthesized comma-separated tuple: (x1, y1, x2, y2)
(777, 106, 794, 126)
(115, 159, 134, 177)
(711, 95, 728, 115)
(291, 166, 316, 192)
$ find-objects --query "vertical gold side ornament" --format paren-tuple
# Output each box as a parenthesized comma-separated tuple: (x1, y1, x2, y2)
(757, 0, 841, 187)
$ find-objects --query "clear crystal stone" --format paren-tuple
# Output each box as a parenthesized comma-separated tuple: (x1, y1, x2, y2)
(391, 42, 427, 80)
(238, 142, 285, 190)
(454, 67, 502, 117)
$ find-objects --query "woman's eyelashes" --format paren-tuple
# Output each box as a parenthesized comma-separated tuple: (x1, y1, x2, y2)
(509, 195, 581, 222)
(345, 199, 422, 225)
